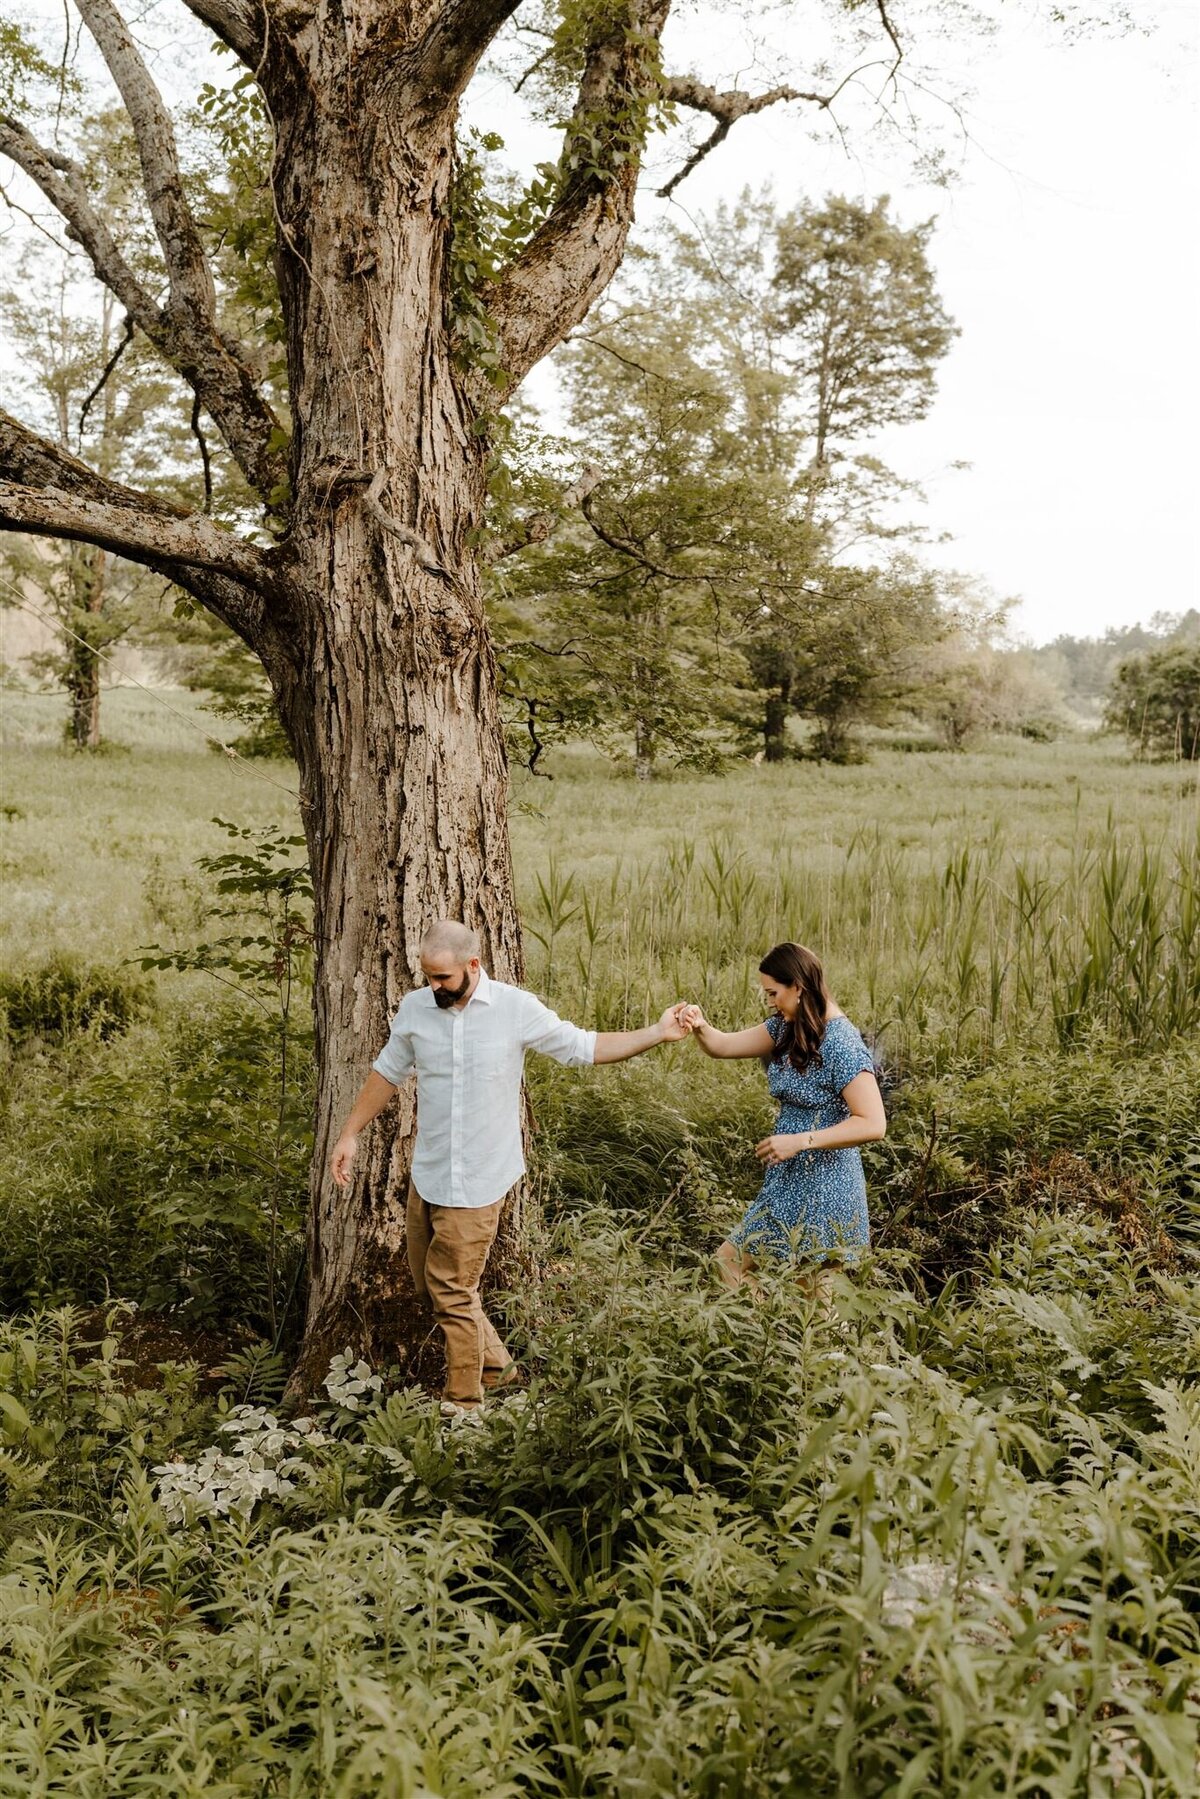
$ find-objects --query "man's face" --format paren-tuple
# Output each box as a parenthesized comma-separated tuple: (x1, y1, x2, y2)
(422, 957, 478, 1009)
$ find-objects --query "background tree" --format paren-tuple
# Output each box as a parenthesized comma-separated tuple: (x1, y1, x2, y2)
(498, 192, 954, 769)
(903, 579, 1065, 749)
(0, 118, 191, 745)
(493, 246, 819, 776)
(773, 193, 956, 523)
(1104, 640, 1200, 761)
(0, 102, 269, 744)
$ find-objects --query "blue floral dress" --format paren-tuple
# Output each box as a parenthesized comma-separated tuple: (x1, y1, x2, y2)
(728, 1013, 876, 1263)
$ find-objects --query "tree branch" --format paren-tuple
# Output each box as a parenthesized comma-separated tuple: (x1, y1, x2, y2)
(0, 482, 272, 591)
(412, 0, 523, 106)
(0, 112, 164, 337)
(486, 465, 602, 562)
(479, 0, 671, 402)
(179, 0, 265, 68)
(79, 312, 135, 435)
(657, 76, 828, 199)
(580, 489, 690, 583)
(24, 0, 287, 501)
(75, 0, 216, 319)
(0, 408, 275, 612)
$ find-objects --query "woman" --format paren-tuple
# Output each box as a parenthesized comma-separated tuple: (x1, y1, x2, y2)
(682, 943, 885, 1289)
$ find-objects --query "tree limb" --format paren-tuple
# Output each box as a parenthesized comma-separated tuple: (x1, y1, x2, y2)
(657, 76, 829, 199)
(75, 0, 216, 318)
(29, 0, 287, 501)
(479, 0, 671, 402)
(486, 465, 602, 562)
(580, 489, 690, 583)
(179, 0, 265, 68)
(0, 408, 275, 616)
(0, 482, 273, 591)
(412, 0, 524, 107)
(0, 112, 164, 337)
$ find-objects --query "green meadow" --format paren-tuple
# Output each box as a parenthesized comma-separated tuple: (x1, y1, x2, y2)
(0, 690, 1197, 1793)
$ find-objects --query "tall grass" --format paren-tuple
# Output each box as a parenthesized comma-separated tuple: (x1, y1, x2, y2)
(522, 812, 1200, 1065)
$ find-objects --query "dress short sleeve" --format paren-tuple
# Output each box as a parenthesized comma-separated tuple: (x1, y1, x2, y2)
(764, 1013, 786, 1049)
(821, 1019, 875, 1095)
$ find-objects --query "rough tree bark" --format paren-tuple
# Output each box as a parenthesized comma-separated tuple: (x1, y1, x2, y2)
(0, 0, 854, 1392)
(66, 546, 106, 749)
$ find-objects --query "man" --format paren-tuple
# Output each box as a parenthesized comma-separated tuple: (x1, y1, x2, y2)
(330, 920, 692, 1413)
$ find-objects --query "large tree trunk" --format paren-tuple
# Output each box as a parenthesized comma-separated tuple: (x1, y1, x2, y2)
(263, 41, 529, 1395)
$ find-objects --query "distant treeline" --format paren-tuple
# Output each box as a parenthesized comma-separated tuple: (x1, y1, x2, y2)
(1030, 610, 1200, 719)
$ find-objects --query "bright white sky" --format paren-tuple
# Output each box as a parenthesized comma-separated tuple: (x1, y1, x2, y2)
(4, 0, 1198, 644)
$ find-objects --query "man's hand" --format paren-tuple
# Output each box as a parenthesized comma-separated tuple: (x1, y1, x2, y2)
(331, 1133, 359, 1188)
(658, 1003, 695, 1043)
(755, 1133, 804, 1167)
(678, 1003, 707, 1033)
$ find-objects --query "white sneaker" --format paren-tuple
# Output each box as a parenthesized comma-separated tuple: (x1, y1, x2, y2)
(438, 1399, 486, 1426)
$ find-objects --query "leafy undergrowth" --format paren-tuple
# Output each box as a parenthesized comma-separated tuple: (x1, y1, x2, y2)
(1, 1213, 1198, 1796)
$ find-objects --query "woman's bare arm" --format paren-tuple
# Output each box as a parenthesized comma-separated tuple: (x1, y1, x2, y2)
(682, 1006, 775, 1060)
(756, 1069, 887, 1165)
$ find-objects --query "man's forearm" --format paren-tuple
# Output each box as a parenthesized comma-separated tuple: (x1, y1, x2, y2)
(338, 1070, 398, 1138)
(593, 1021, 668, 1065)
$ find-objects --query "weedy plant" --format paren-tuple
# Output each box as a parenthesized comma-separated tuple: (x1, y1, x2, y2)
(0, 1220, 1197, 1794)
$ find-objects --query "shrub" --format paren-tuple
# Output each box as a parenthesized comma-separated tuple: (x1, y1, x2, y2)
(1105, 639, 1200, 759)
(0, 956, 148, 1046)
(0, 1002, 310, 1332)
(4, 1218, 1196, 1794)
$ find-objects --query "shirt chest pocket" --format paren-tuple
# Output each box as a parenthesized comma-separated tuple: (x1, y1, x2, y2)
(473, 1042, 515, 1084)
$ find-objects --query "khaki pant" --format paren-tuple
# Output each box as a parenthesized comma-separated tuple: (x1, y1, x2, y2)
(406, 1184, 511, 1404)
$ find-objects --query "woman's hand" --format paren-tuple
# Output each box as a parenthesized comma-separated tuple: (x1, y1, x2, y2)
(755, 1132, 805, 1167)
(678, 1003, 708, 1033)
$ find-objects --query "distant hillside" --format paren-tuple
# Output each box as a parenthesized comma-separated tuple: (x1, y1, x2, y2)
(1029, 610, 1200, 721)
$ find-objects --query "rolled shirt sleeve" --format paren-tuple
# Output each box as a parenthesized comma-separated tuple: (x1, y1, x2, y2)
(520, 992, 596, 1066)
(372, 999, 417, 1086)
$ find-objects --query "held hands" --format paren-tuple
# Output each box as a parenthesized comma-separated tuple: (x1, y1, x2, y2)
(330, 1133, 358, 1188)
(678, 1003, 707, 1034)
(657, 1003, 695, 1043)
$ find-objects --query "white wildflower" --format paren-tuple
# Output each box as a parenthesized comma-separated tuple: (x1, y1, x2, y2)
(154, 1400, 330, 1526)
(324, 1347, 383, 1411)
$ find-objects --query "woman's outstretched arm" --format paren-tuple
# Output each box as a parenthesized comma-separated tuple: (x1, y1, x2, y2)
(680, 1006, 775, 1060)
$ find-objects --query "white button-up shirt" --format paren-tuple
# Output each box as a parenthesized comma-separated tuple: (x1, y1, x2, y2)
(372, 968, 596, 1207)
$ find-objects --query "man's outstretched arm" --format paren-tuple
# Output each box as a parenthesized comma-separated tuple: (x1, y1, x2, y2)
(330, 1071, 398, 1187)
(593, 1005, 691, 1065)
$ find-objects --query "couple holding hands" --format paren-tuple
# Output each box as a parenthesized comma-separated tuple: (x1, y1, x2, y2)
(331, 922, 886, 1411)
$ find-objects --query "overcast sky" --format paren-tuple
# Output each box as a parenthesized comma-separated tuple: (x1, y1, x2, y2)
(4, 0, 1198, 645)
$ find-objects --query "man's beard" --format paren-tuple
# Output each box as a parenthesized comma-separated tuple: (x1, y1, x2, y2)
(432, 972, 472, 1008)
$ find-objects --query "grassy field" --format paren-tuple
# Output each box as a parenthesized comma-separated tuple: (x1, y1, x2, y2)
(1, 690, 1198, 1793)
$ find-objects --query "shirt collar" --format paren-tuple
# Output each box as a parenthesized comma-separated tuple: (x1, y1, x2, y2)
(469, 966, 493, 1005)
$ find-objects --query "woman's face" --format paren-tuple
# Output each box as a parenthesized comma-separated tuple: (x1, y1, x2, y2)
(759, 972, 800, 1019)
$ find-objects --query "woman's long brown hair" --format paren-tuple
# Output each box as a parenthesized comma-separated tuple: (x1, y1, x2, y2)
(759, 942, 830, 1072)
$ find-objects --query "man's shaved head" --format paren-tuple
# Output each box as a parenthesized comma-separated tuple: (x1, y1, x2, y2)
(420, 919, 481, 964)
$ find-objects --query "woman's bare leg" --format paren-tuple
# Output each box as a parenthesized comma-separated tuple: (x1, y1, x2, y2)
(716, 1240, 759, 1293)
